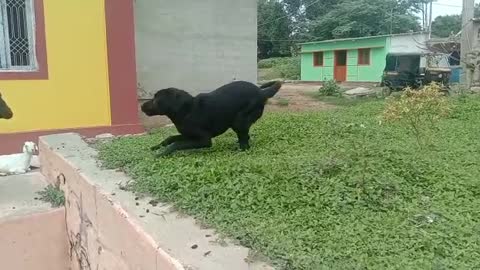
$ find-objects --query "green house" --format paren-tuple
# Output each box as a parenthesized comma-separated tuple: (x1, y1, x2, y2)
(300, 32, 429, 82)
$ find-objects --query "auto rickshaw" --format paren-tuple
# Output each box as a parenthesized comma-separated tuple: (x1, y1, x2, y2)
(380, 53, 451, 96)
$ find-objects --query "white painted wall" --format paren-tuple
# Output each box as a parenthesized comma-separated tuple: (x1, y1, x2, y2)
(388, 33, 429, 54)
(135, 0, 258, 97)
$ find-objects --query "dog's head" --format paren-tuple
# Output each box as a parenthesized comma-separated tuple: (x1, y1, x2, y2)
(141, 88, 193, 117)
(0, 92, 13, 120)
(23, 141, 38, 155)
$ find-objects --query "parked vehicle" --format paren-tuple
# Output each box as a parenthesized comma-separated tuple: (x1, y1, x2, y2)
(380, 53, 451, 96)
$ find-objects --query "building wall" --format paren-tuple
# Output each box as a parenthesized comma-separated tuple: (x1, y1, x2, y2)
(301, 36, 388, 82)
(0, 0, 112, 133)
(134, 0, 257, 97)
(387, 33, 429, 54)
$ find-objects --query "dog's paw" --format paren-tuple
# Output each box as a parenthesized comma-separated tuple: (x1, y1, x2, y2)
(160, 141, 171, 147)
(150, 145, 162, 151)
(239, 144, 250, 151)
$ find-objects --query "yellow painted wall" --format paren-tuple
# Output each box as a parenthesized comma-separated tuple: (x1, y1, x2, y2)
(0, 0, 111, 133)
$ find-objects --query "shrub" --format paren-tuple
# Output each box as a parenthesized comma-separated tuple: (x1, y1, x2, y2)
(258, 58, 281, 69)
(277, 98, 290, 106)
(258, 57, 301, 80)
(37, 185, 65, 207)
(382, 83, 451, 147)
(318, 80, 341, 96)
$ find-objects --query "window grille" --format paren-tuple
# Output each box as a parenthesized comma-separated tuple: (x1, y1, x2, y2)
(0, 0, 37, 70)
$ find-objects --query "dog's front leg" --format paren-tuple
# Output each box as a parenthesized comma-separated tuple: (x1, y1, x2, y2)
(150, 135, 184, 151)
(156, 138, 212, 157)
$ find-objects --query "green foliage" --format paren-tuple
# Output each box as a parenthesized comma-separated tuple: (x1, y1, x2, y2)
(431, 15, 461, 38)
(257, 0, 428, 57)
(258, 58, 277, 69)
(37, 185, 65, 208)
(258, 57, 300, 80)
(270, 0, 422, 44)
(318, 80, 342, 96)
(98, 96, 480, 269)
(383, 83, 452, 147)
(257, 0, 292, 59)
(276, 98, 290, 106)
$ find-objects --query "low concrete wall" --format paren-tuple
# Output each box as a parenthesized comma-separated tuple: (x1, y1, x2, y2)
(0, 208, 69, 270)
(39, 136, 183, 270)
(39, 133, 273, 270)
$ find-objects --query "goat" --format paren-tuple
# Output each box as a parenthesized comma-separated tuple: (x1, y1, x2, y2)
(0, 142, 38, 176)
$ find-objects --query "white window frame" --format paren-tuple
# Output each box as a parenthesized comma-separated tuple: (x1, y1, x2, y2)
(0, 0, 37, 72)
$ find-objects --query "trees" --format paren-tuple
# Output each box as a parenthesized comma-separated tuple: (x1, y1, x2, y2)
(430, 4, 480, 38)
(257, 0, 292, 59)
(258, 0, 422, 56)
(304, 0, 420, 40)
(431, 15, 462, 38)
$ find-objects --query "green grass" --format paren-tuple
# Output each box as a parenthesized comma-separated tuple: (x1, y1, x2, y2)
(98, 96, 480, 269)
(308, 92, 382, 107)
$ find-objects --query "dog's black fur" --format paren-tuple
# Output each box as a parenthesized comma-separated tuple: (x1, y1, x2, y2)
(0, 92, 13, 120)
(141, 80, 282, 156)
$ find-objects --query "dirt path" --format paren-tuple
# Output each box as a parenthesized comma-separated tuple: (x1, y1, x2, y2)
(266, 83, 336, 112)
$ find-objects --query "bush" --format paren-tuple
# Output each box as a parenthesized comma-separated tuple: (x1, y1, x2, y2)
(382, 83, 451, 147)
(318, 80, 341, 96)
(258, 57, 301, 80)
(275, 57, 300, 80)
(258, 58, 281, 69)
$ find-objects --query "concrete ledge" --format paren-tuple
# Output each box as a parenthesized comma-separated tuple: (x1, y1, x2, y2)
(0, 123, 144, 155)
(39, 133, 272, 270)
(39, 133, 182, 270)
(0, 208, 69, 270)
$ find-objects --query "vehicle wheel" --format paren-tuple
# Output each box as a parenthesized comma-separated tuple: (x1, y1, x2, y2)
(440, 87, 450, 96)
(382, 87, 392, 97)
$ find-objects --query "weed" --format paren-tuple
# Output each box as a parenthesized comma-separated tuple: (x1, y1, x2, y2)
(37, 185, 65, 208)
(382, 83, 451, 148)
(318, 79, 342, 96)
(276, 98, 290, 107)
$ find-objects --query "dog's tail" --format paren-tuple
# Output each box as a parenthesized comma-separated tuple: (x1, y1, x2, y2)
(260, 81, 282, 99)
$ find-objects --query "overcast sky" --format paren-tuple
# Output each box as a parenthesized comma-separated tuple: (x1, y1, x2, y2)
(432, 0, 476, 19)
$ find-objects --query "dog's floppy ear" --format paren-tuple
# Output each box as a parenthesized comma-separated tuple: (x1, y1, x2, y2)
(169, 89, 193, 113)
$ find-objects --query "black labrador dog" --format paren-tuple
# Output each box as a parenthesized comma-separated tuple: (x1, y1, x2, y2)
(0, 92, 13, 119)
(142, 80, 282, 156)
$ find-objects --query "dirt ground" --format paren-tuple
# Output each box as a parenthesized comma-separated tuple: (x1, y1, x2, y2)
(266, 83, 335, 112)
(137, 82, 371, 130)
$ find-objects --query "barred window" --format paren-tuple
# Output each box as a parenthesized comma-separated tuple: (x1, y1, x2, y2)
(0, 0, 37, 70)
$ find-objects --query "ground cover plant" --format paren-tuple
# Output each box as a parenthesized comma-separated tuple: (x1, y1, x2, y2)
(98, 92, 480, 269)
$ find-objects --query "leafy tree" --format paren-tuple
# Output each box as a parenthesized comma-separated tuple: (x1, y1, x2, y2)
(304, 0, 420, 40)
(431, 15, 461, 38)
(258, 0, 424, 56)
(431, 4, 480, 38)
(257, 0, 292, 59)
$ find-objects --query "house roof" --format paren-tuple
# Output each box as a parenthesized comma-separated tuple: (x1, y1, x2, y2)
(298, 31, 428, 46)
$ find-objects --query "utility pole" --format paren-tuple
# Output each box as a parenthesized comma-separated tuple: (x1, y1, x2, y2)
(428, 0, 433, 38)
(461, 0, 475, 85)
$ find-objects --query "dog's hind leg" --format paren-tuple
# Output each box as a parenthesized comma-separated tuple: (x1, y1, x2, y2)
(233, 108, 264, 151)
(158, 138, 212, 157)
(151, 135, 184, 150)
